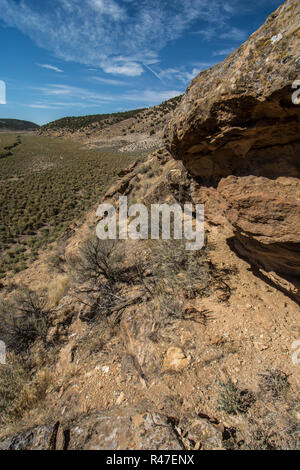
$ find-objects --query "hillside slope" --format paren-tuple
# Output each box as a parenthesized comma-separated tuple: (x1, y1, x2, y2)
(39, 95, 182, 153)
(0, 119, 39, 131)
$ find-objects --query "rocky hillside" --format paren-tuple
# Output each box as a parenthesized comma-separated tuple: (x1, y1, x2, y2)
(39, 96, 182, 153)
(0, 119, 39, 132)
(0, 0, 299, 451)
(165, 0, 300, 304)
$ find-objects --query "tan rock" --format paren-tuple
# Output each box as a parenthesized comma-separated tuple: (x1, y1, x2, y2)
(163, 347, 191, 372)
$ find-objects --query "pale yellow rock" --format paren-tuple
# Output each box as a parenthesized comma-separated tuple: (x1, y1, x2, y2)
(163, 347, 191, 372)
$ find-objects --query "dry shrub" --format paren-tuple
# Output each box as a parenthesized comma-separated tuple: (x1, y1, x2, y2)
(47, 245, 66, 273)
(219, 372, 299, 450)
(237, 398, 300, 450)
(0, 353, 50, 425)
(68, 238, 125, 286)
(16, 369, 49, 413)
(0, 286, 52, 352)
(148, 239, 231, 300)
(141, 240, 232, 327)
(48, 274, 70, 307)
(68, 238, 130, 322)
(258, 369, 290, 398)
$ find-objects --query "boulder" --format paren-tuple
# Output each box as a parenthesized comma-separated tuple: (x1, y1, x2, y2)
(0, 408, 183, 450)
(164, 0, 300, 182)
(0, 424, 56, 450)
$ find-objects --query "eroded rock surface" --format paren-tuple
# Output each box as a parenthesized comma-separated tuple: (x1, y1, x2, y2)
(0, 407, 229, 450)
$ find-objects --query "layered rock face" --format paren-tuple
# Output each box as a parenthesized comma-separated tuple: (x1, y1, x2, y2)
(165, 0, 300, 301)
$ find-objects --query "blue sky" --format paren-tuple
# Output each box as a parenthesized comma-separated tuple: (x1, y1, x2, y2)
(0, 0, 283, 125)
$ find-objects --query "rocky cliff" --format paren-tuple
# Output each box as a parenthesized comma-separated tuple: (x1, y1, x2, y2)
(164, 0, 300, 302)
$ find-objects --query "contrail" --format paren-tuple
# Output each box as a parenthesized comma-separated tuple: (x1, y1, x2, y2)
(143, 63, 163, 82)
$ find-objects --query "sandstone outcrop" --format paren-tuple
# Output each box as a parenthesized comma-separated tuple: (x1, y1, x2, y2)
(164, 0, 300, 301)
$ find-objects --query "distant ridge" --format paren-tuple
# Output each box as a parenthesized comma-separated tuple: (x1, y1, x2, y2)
(39, 96, 182, 135)
(0, 118, 40, 131)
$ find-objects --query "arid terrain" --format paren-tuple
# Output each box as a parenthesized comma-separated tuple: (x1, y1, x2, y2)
(39, 96, 182, 153)
(0, 0, 299, 451)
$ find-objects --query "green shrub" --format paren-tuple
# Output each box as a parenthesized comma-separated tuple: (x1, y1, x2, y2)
(216, 379, 255, 415)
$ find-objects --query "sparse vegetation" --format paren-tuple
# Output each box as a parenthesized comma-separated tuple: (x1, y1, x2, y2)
(148, 239, 232, 302)
(69, 238, 125, 286)
(0, 119, 39, 131)
(216, 379, 255, 415)
(47, 274, 70, 307)
(0, 286, 52, 352)
(39, 95, 182, 135)
(68, 238, 131, 321)
(0, 354, 49, 425)
(0, 134, 136, 277)
(40, 109, 146, 133)
(259, 369, 290, 398)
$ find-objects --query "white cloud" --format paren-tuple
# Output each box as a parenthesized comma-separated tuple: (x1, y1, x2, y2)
(30, 83, 182, 109)
(37, 64, 63, 73)
(34, 84, 115, 105)
(88, 0, 126, 21)
(100, 59, 143, 76)
(220, 27, 248, 41)
(124, 89, 182, 103)
(0, 0, 236, 76)
(212, 47, 235, 56)
(28, 103, 63, 109)
(92, 76, 129, 86)
(145, 64, 214, 85)
(191, 25, 247, 42)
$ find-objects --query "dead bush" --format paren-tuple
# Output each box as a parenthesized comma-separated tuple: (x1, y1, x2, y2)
(0, 286, 52, 352)
(148, 239, 232, 300)
(153, 287, 185, 325)
(69, 238, 132, 321)
(47, 245, 66, 273)
(258, 369, 290, 398)
(238, 399, 300, 450)
(141, 240, 232, 326)
(69, 238, 125, 286)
